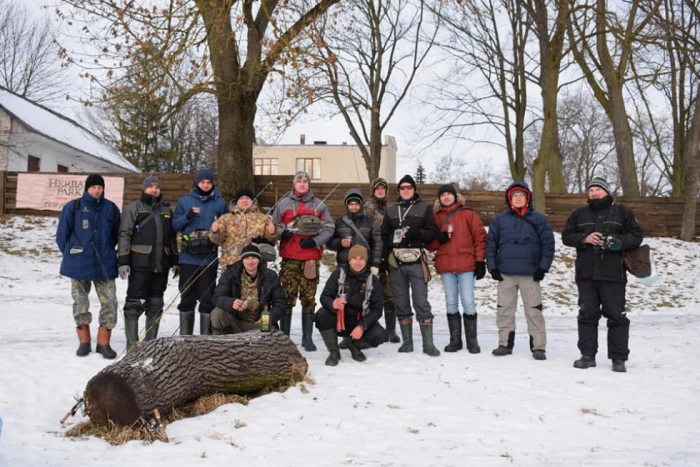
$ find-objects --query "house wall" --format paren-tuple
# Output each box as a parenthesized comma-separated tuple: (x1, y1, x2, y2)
(0, 108, 10, 170)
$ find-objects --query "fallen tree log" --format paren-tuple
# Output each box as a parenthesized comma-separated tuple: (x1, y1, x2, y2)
(84, 331, 308, 427)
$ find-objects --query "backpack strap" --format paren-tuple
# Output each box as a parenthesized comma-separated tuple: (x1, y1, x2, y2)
(337, 268, 373, 317)
(439, 207, 463, 229)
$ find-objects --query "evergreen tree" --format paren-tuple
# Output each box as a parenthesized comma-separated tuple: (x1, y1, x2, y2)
(415, 162, 427, 185)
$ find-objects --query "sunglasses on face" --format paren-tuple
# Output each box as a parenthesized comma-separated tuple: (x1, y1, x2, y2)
(399, 186, 414, 191)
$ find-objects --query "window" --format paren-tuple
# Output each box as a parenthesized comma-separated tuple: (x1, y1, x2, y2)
(28, 155, 40, 172)
(254, 158, 279, 176)
(57, 164, 69, 173)
(296, 158, 321, 179)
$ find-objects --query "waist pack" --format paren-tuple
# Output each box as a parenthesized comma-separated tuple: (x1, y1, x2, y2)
(392, 248, 422, 265)
(183, 230, 216, 255)
(623, 244, 652, 278)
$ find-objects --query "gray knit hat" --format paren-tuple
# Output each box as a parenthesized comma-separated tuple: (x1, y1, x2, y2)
(588, 177, 611, 195)
(142, 175, 161, 191)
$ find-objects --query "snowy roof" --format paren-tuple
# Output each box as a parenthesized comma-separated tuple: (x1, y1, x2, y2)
(0, 87, 139, 172)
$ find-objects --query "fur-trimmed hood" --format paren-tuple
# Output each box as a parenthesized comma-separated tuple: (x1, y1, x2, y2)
(434, 191, 466, 212)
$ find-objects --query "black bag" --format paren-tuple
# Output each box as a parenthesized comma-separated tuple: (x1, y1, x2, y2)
(623, 244, 652, 278)
(183, 230, 216, 255)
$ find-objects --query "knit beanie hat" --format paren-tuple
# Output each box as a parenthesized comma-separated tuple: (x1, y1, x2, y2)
(195, 169, 215, 185)
(142, 175, 161, 191)
(240, 244, 262, 261)
(397, 174, 417, 191)
(234, 187, 255, 203)
(438, 184, 457, 198)
(84, 174, 105, 191)
(588, 177, 611, 195)
(293, 171, 310, 185)
(348, 245, 368, 262)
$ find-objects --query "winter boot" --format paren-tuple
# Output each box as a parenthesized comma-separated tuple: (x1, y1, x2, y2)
(200, 313, 212, 335)
(398, 319, 414, 353)
(280, 308, 293, 336)
(573, 355, 597, 369)
(492, 331, 515, 356)
(384, 304, 400, 343)
(463, 313, 481, 354)
(420, 323, 441, 357)
(444, 313, 463, 352)
(179, 310, 195, 335)
(301, 308, 317, 351)
(532, 350, 547, 360)
(124, 317, 140, 352)
(144, 297, 162, 341)
(338, 336, 350, 349)
(347, 339, 367, 362)
(144, 314, 159, 341)
(96, 326, 117, 359)
(320, 329, 341, 366)
(75, 325, 91, 357)
(611, 359, 627, 373)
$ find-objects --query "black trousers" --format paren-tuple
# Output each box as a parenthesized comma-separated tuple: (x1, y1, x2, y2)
(124, 270, 168, 319)
(576, 280, 630, 361)
(177, 262, 218, 315)
(314, 307, 387, 347)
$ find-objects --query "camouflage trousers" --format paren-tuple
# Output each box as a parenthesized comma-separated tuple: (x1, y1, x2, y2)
(279, 259, 319, 309)
(71, 279, 118, 330)
(380, 271, 394, 307)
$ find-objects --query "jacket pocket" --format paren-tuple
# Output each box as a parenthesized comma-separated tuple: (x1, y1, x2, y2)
(131, 244, 152, 269)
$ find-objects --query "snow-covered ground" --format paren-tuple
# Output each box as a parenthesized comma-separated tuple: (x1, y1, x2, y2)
(1, 215, 699, 466)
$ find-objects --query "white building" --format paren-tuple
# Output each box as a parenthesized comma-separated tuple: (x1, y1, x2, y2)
(0, 87, 138, 173)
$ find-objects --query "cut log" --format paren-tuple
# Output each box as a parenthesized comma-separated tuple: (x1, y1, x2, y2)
(84, 331, 308, 427)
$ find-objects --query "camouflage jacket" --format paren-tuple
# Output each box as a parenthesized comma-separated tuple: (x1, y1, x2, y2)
(209, 206, 278, 270)
(364, 196, 388, 226)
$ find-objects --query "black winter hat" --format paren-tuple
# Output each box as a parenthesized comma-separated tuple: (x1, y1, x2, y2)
(240, 244, 262, 261)
(438, 184, 457, 198)
(398, 174, 417, 191)
(85, 174, 105, 191)
(195, 169, 215, 185)
(588, 176, 611, 195)
(234, 187, 255, 203)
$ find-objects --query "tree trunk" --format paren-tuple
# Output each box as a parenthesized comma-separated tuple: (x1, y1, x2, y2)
(217, 91, 257, 201)
(680, 84, 700, 241)
(609, 87, 640, 196)
(84, 332, 308, 427)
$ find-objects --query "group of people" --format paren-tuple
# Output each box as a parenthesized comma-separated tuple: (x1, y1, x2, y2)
(56, 170, 642, 372)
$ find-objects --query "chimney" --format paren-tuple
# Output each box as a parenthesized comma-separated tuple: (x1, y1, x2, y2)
(342, 141, 347, 145)
(300, 134, 306, 145)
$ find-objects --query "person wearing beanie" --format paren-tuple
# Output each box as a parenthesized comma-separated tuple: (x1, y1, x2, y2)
(173, 169, 229, 336)
(56, 173, 120, 359)
(117, 175, 178, 352)
(271, 169, 334, 351)
(363, 177, 399, 343)
(563, 176, 643, 373)
(427, 183, 487, 354)
(486, 181, 554, 361)
(211, 244, 286, 334)
(210, 186, 277, 271)
(315, 245, 388, 366)
(380, 174, 440, 357)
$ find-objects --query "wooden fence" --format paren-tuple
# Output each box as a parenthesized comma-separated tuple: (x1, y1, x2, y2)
(1, 171, 698, 237)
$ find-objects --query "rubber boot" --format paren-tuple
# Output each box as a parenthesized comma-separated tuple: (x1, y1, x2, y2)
(301, 309, 317, 351)
(144, 297, 162, 341)
(339, 337, 350, 349)
(384, 303, 400, 343)
(320, 329, 341, 366)
(573, 355, 597, 369)
(76, 325, 91, 357)
(179, 310, 195, 335)
(96, 326, 117, 359)
(419, 323, 440, 357)
(144, 314, 159, 341)
(492, 331, 514, 356)
(398, 320, 414, 353)
(347, 339, 367, 362)
(444, 313, 463, 352)
(280, 308, 293, 336)
(125, 317, 139, 352)
(463, 313, 481, 354)
(200, 313, 212, 335)
(611, 359, 627, 373)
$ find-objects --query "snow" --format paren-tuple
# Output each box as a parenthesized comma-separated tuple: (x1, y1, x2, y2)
(1, 215, 699, 466)
(0, 88, 138, 172)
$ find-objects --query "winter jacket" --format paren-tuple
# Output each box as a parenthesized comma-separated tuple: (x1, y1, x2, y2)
(320, 265, 384, 329)
(212, 261, 287, 325)
(486, 182, 555, 276)
(428, 193, 487, 274)
(328, 192, 383, 267)
(56, 191, 120, 281)
(380, 194, 437, 266)
(209, 203, 278, 270)
(173, 187, 228, 265)
(561, 196, 643, 282)
(271, 189, 334, 261)
(117, 192, 178, 273)
(364, 195, 388, 226)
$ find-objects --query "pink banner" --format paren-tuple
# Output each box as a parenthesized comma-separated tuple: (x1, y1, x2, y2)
(16, 174, 124, 211)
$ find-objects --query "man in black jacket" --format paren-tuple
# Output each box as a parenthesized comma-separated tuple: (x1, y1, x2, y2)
(210, 245, 286, 334)
(380, 175, 440, 357)
(562, 177, 643, 372)
(118, 175, 178, 352)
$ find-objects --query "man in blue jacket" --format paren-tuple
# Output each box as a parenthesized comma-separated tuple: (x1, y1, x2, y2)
(56, 174, 120, 359)
(486, 182, 555, 360)
(173, 169, 228, 335)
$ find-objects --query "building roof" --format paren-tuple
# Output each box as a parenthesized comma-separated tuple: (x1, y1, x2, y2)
(0, 87, 138, 172)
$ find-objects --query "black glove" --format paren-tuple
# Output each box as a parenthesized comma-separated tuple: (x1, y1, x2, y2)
(435, 231, 450, 244)
(475, 262, 486, 280)
(300, 238, 317, 249)
(185, 207, 199, 220)
(280, 229, 293, 241)
(533, 268, 546, 282)
(490, 269, 504, 282)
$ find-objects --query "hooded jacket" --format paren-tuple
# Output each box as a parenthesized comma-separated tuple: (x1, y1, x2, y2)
(328, 188, 383, 267)
(320, 265, 384, 329)
(173, 186, 229, 265)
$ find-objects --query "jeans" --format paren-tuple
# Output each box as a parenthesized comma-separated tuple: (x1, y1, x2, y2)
(440, 272, 476, 316)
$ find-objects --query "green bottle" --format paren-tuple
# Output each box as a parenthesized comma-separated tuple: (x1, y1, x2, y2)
(260, 305, 270, 332)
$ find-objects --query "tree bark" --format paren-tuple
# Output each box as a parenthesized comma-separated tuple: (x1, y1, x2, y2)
(679, 84, 700, 241)
(217, 91, 257, 200)
(84, 332, 308, 427)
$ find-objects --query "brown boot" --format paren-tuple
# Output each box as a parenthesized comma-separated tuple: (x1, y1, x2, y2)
(96, 326, 117, 359)
(76, 325, 91, 357)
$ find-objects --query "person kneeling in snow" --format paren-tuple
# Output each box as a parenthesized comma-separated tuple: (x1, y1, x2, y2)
(315, 245, 388, 366)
